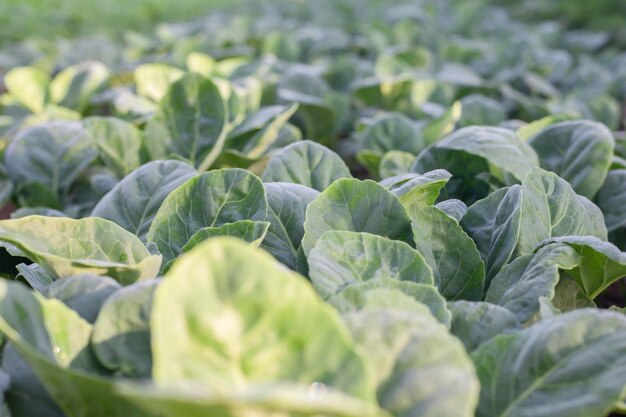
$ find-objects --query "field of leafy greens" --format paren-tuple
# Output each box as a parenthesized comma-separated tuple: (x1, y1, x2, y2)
(0, 0, 626, 416)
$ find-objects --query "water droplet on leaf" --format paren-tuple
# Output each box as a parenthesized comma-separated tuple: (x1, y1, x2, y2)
(308, 382, 327, 400)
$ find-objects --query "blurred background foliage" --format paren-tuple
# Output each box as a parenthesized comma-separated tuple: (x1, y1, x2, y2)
(503, 0, 626, 30)
(0, 0, 240, 45)
(1, 0, 625, 47)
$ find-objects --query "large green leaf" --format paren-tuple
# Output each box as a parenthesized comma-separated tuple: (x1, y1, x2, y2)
(351, 75, 414, 113)
(3, 274, 120, 416)
(12, 183, 61, 210)
(528, 120, 614, 198)
(111, 90, 157, 118)
(276, 71, 337, 143)
(302, 178, 413, 257)
(448, 301, 521, 352)
(133, 63, 184, 103)
(0, 281, 147, 417)
(328, 278, 451, 326)
(472, 309, 626, 417)
(412, 145, 490, 204)
(427, 126, 540, 182)
(226, 104, 298, 158)
(516, 115, 575, 141)
(355, 149, 383, 179)
(540, 236, 626, 299)
(2, 344, 65, 417)
(551, 276, 596, 312)
(145, 73, 228, 171)
(220, 77, 264, 128)
(92, 280, 158, 378)
(0, 216, 161, 285)
(212, 78, 246, 128)
(49, 61, 109, 112)
(260, 182, 319, 270)
(463, 168, 608, 283)
(16, 263, 55, 291)
(360, 113, 427, 155)
(91, 161, 197, 240)
(265, 122, 302, 152)
(309, 231, 433, 299)
(5, 122, 97, 194)
(147, 168, 268, 267)
(181, 220, 270, 253)
(380, 169, 451, 208)
(516, 168, 607, 253)
(42, 274, 121, 323)
(276, 70, 329, 103)
(485, 243, 580, 323)
(458, 94, 506, 128)
(83, 117, 143, 177)
(262, 141, 352, 191)
(4, 66, 50, 114)
(379, 151, 415, 179)
(344, 308, 479, 417)
(435, 199, 468, 222)
(410, 205, 485, 301)
(461, 187, 523, 285)
(152, 238, 376, 402)
(596, 169, 626, 232)
(4, 273, 117, 417)
(91, 160, 196, 241)
(422, 100, 463, 144)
